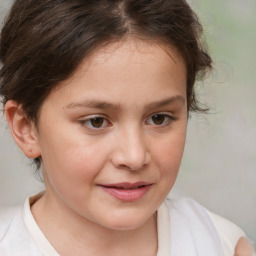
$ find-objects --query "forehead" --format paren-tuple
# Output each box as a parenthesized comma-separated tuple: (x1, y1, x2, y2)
(83, 39, 186, 77)
(42, 39, 187, 111)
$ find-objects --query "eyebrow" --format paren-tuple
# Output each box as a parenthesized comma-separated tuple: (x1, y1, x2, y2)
(65, 95, 185, 110)
(146, 95, 185, 109)
(65, 99, 119, 110)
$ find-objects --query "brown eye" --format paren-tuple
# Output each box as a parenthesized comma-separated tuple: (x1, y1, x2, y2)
(90, 117, 104, 128)
(80, 116, 110, 129)
(151, 114, 165, 125)
(145, 113, 174, 126)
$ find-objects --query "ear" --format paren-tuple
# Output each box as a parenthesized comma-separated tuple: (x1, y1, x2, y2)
(5, 100, 41, 159)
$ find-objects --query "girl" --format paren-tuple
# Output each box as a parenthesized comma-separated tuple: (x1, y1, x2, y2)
(0, 0, 254, 255)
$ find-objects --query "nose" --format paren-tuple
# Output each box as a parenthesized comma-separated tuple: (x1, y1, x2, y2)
(111, 127, 151, 171)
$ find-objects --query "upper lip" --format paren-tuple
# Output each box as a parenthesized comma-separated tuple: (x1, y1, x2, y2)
(99, 182, 152, 189)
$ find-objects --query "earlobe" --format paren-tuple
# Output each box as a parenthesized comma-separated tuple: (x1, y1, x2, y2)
(5, 100, 41, 159)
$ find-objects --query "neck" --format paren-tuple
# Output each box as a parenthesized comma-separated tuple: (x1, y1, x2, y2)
(31, 191, 158, 256)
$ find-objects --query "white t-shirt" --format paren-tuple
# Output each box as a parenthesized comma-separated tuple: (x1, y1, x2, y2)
(0, 193, 250, 256)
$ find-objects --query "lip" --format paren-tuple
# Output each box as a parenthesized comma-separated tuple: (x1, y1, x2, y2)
(99, 182, 152, 202)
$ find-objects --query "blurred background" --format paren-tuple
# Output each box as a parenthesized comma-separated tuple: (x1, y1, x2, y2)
(0, 0, 255, 241)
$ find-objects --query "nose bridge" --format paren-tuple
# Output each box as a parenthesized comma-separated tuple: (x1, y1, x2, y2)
(112, 124, 150, 170)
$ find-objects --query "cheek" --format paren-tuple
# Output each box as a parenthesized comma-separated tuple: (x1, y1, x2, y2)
(147, 128, 186, 205)
(153, 129, 186, 177)
(41, 135, 110, 193)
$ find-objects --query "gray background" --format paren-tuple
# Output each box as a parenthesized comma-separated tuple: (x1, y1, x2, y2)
(0, 0, 255, 241)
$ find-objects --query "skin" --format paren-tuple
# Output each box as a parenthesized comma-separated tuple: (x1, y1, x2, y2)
(234, 237, 254, 256)
(6, 39, 188, 256)
(5, 39, 252, 256)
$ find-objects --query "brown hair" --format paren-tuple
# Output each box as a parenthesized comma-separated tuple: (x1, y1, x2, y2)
(0, 0, 212, 168)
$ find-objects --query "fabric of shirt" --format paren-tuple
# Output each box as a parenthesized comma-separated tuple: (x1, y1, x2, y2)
(0, 193, 251, 256)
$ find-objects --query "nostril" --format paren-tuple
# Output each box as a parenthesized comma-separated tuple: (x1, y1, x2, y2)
(116, 154, 151, 171)
(111, 133, 151, 170)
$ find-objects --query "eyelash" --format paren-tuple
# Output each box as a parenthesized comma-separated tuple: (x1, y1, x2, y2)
(145, 113, 176, 127)
(79, 116, 111, 130)
(79, 113, 175, 130)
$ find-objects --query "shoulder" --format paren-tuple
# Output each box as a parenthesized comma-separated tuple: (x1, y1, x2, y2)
(164, 197, 245, 256)
(207, 210, 245, 256)
(0, 206, 20, 240)
(0, 202, 43, 256)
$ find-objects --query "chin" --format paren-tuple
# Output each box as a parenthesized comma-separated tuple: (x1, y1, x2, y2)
(106, 220, 147, 231)
(102, 210, 155, 231)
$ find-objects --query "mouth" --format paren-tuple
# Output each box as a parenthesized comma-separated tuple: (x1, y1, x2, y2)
(99, 182, 153, 202)
(101, 182, 152, 189)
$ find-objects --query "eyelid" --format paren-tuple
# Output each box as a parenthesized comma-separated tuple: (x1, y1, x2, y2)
(145, 112, 176, 126)
(78, 115, 112, 130)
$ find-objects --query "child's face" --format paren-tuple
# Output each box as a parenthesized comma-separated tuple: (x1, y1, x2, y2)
(35, 40, 187, 230)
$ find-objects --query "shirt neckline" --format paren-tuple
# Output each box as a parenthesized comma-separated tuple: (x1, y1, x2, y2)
(23, 193, 60, 256)
(23, 193, 170, 256)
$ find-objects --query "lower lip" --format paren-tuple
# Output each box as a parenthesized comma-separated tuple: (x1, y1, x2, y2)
(101, 185, 151, 202)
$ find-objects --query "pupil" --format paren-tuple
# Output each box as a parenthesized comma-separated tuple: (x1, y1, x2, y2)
(91, 118, 104, 128)
(152, 114, 164, 125)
